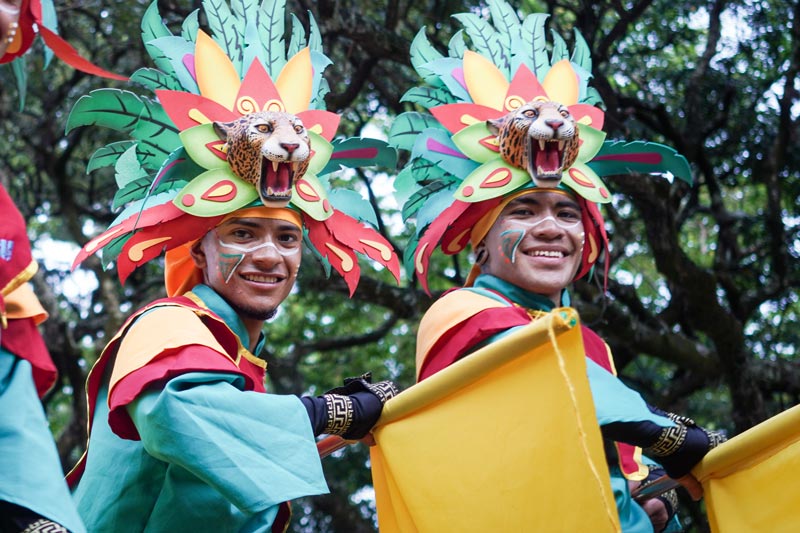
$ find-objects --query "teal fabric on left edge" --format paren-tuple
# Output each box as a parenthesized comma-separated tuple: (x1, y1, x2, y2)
(0, 348, 86, 533)
(610, 465, 655, 533)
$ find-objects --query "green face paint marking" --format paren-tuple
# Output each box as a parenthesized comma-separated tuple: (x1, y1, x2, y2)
(499, 229, 524, 264)
(219, 252, 245, 283)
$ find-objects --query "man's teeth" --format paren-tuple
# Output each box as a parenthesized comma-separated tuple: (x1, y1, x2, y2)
(528, 250, 564, 258)
(243, 274, 280, 283)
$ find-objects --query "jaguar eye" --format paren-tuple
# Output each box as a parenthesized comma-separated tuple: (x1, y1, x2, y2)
(560, 109, 570, 118)
(294, 125, 305, 134)
(257, 124, 273, 133)
(523, 109, 536, 117)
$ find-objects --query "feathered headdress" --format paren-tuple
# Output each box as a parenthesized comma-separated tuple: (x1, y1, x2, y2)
(69, 1, 400, 296)
(1, 0, 126, 104)
(391, 1, 692, 293)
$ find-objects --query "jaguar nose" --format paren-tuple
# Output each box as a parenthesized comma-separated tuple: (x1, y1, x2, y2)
(281, 143, 300, 154)
(545, 119, 564, 131)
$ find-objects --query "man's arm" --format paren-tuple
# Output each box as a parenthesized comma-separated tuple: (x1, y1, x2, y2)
(128, 371, 329, 513)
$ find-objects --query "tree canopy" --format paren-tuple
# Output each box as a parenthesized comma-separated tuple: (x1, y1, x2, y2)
(1, 0, 797, 531)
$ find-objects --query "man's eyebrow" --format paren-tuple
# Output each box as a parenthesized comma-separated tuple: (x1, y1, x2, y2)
(506, 197, 580, 210)
(555, 199, 581, 210)
(222, 218, 261, 228)
(222, 218, 301, 232)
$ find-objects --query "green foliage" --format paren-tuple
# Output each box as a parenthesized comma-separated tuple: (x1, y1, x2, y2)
(1, 1, 799, 532)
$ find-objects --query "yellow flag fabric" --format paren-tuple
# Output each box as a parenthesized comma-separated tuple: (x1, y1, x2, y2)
(694, 403, 800, 533)
(370, 309, 621, 532)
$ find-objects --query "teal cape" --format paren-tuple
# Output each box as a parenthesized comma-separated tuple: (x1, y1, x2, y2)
(72, 285, 328, 532)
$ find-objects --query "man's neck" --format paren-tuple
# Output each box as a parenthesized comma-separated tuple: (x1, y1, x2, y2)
(472, 274, 559, 311)
(189, 284, 266, 354)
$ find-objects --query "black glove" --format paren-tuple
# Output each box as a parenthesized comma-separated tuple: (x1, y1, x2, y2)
(601, 407, 726, 479)
(301, 373, 399, 439)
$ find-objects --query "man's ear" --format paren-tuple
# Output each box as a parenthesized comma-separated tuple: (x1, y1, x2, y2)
(475, 243, 488, 266)
(188, 238, 208, 270)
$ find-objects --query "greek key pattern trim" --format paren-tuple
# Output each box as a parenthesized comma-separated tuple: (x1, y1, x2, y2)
(659, 489, 679, 515)
(21, 519, 69, 533)
(706, 429, 727, 449)
(646, 422, 688, 457)
(367, 380, 399, 403)
(323, 394, 353, 435)
(666, 412, 695, 426)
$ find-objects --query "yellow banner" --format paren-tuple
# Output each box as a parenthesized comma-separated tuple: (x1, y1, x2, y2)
(370, 309, 620, 532)
(694, 403, 800, 533)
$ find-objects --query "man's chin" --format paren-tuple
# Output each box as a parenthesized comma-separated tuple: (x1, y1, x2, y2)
(237, 306, 278, 321)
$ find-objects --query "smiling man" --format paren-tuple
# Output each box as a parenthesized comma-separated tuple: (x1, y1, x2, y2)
(64, 4, 402, 529)
(413, 186, 724, 533)
(70, 204, 398, 533)
(396, 6, 728, 530)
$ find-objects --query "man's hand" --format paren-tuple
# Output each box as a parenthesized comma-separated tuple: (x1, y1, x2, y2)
(676, 473, 703, 501)
(323, 373, 399, 440)
(640, 497, 669, 532)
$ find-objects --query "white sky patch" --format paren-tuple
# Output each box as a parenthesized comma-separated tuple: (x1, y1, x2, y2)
(32, 237, 98, 312)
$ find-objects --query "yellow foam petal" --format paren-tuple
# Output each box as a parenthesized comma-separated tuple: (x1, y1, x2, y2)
(360, 239, 394, 261)
(128, 237, 172, 262)
(325, 243, 354, 272)
(542, 60, 579, 105)
(463, 51, 508, 110)
(195, 30, 241, 110)
(276, 48, 313, 114)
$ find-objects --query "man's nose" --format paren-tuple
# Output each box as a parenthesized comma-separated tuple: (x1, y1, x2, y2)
(250, 241, 283, 263)
(530, 215, 563, 235)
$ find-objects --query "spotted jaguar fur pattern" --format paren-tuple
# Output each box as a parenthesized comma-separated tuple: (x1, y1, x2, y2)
(487, 100, 580, 187)
(214, 111, 311, 207)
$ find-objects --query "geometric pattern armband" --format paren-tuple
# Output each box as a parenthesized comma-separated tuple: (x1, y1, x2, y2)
(365, 380, 399, 404)
(658, 488, 679, 516)
(323, 393, 354, 436)
(645, 420, 689, 457)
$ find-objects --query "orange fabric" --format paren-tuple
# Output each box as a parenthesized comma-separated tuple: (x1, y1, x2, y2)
(3, 283, 48, 325)
(163, 207, 302, 296)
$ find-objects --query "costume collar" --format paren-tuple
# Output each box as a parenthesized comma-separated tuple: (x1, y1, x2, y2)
(190, 284, 266, 355)
(472, 274, 563, 312)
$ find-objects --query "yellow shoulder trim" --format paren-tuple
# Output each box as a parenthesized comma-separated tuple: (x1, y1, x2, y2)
(1, 260, 38, 297)
(416, 290, 510, 375)
(184, 291, 266, 370)
(109, 305, 231, 393)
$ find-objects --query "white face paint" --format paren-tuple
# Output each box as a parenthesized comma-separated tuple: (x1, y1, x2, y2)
(511, 214, 582, 231)
(216, 236, 301, 282)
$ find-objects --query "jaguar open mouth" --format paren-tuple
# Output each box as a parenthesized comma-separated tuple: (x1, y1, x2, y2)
(526, 138, 568, 184)
(258, 158, 296, 207)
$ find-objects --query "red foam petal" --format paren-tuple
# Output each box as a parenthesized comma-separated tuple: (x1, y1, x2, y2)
(38, 26, 127, 81)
